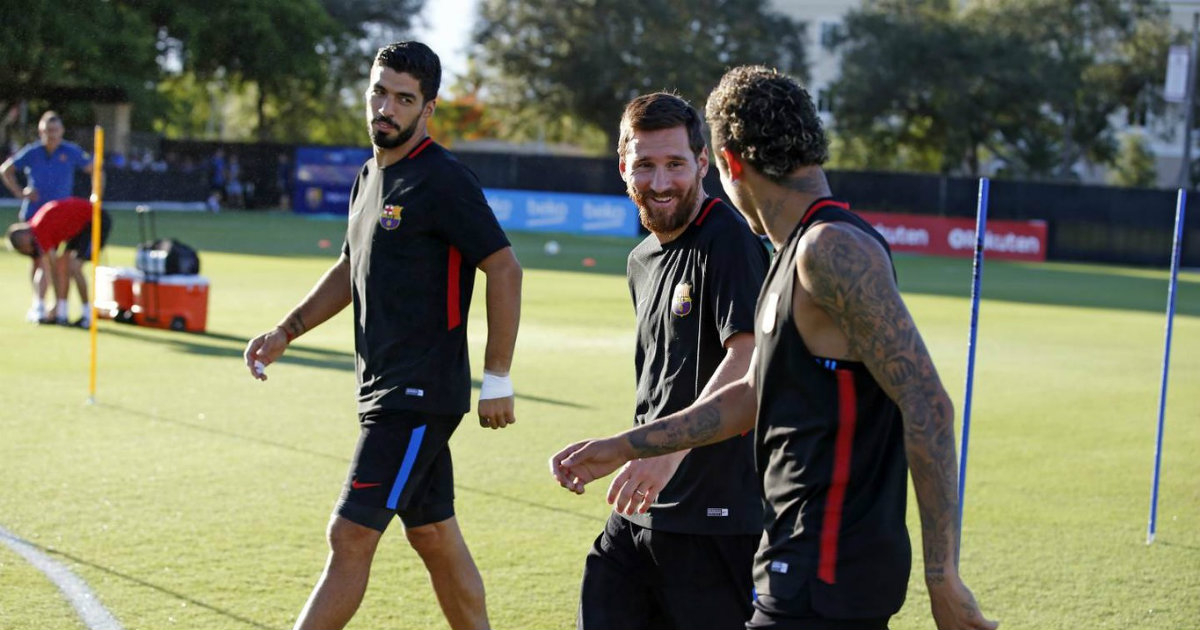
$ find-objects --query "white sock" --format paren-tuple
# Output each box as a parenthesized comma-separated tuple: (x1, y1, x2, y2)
(31, 297, 43, 310)
(57, 299, 68, 321)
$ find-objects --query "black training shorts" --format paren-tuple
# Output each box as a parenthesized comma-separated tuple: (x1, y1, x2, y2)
(579, 512, 758, 630)
(336, 410, 462, 531)
(745, 592, 890, 630)
(65, 210, 112, 260)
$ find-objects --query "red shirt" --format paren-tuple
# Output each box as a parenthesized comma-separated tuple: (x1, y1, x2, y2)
(29, 197, 93, 251)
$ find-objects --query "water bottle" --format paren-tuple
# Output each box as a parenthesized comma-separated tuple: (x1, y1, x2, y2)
(150, 250, 167, 275)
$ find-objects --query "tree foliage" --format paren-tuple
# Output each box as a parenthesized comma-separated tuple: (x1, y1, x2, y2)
(1108, 131, 1159, 187)
(471, 0, 808, 151)
(832, 0, 1175, 180)
(0, 0, 159, 102)
(0, 0, 425, 144)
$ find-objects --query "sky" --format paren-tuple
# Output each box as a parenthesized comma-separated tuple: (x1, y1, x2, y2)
(410, 0, 477, 85)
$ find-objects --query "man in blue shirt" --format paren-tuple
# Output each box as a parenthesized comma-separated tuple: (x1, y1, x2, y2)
(1, 111, 93, 322)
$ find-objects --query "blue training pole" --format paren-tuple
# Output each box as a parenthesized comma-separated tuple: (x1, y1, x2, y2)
(959, 177, 989, 535)
(1148, 189, 1186, 545)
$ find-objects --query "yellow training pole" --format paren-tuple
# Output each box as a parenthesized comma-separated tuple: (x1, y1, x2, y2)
(87, 126, 104, 404)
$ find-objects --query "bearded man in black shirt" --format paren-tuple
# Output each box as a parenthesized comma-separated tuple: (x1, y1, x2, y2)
(245, 41, 521, 630)
(574, 92, 768, 630)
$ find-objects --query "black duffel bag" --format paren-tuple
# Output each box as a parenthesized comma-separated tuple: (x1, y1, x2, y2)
(136, 238, 200, 275)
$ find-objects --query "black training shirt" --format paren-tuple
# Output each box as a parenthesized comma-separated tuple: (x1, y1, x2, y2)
(343, 138, 510, 415)
(753, 198, 911, 618)
(624, 198, 767, 536)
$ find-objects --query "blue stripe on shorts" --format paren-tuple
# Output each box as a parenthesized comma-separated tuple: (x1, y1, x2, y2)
(386, 424, 427, 510)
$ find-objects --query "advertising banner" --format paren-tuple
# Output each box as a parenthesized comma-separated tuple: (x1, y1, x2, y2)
(483, 188, 640, 237)
(291, 148, 639, 237)
(292, 146, 371, 215)
(857, 211, 1048, 262)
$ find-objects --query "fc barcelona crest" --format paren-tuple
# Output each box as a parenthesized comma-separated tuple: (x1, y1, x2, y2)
(305, 186, 323, 211)
(380, 204, 403, 230)
(671, 282, 693, 317)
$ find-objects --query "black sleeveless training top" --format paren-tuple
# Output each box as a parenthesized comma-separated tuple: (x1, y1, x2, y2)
(752, 197, 912, 618)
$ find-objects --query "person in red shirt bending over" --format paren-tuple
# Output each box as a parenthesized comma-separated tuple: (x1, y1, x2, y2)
(5, 196, 112, 327)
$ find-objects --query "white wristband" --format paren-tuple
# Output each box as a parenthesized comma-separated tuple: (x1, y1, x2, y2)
(480, 371, 514, 400)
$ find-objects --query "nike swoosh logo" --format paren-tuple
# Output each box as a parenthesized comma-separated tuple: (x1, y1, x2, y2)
(351, 480, 382, 490)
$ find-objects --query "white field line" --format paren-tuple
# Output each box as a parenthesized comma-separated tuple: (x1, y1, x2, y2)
(0, 524, 123, 630)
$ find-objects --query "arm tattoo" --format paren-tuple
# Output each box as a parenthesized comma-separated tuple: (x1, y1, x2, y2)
(628, 398, 723, 458)
(281, 312, 307, 340)
(802, 226, 960, 574)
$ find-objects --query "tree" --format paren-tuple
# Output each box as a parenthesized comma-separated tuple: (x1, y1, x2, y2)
(471, 0, 808, 151)
(832, 0, 1043, 174)
(831, 0, 1174, 179)
(428, 90, 501, 147)
(981, 0, 1172, 179)
(0, 0, 160, 146)
(161, 0, 337, 140)
(0, 0, 428, 145)
(1109, 131, 1159, 187)
(156, 0, 425, 143)
(0, 1, 159, 102)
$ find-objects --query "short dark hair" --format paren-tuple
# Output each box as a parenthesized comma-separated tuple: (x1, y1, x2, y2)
(618, 92, 706, 160)
(6, 223, 33, 255)
(705, 66, 828, 182)
(374, 41, 441, 103)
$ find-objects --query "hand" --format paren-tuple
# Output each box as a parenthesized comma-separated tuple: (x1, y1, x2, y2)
(550, 438, 629, 494)
(478, 395, 515, 430)
(927, 573, 998, 630)
(243, 327, 289, 381)
(21, 186, 38, 202)
(606, 451, 687, 515)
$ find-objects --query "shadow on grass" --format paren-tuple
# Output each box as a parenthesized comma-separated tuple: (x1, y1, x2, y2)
(1157, 540, 1200, 552)
(894, 257, 1200, 317)
(98, 402, 349, 464)
(16, 536, 279, 629)
(98, 325, 355, 371)
(97, 326, 589, 409)
(101, 403, 604, 525)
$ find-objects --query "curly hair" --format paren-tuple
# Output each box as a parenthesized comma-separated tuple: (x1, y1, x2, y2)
(704, 66, 828, 183)
(617, 92, 706, 160)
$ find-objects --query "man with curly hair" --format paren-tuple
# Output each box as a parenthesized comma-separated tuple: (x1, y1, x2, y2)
(552, 66, 996, 630)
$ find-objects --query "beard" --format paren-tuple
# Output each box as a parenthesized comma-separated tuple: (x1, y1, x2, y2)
(628, 173, 702, 235)
(369, 115, 418, 149)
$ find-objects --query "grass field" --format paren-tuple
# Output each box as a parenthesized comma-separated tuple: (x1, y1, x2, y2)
(1, 208, 1197, 630)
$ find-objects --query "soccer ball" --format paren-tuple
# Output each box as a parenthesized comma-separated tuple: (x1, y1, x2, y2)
(543, 240, 561, 255)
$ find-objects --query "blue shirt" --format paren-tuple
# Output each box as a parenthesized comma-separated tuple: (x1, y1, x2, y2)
(12, 141, 91, 219)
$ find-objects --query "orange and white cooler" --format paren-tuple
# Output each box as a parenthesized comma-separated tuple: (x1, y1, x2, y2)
(94, 266, 142, 320)
(131, 274, 210, 332)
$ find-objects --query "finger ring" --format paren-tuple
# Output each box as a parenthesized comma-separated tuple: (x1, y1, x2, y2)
(634, 489, 646, 496)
